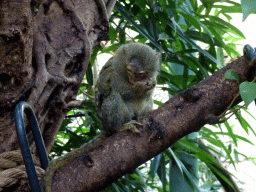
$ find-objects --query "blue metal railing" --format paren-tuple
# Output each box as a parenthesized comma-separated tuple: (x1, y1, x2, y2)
(15, 101, 49, 192)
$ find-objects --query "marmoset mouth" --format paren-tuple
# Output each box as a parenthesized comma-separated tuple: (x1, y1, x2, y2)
(127, 71, 150, 84)
(126, 66, 150, 84)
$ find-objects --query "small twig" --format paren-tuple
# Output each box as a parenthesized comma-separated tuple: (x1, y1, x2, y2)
(218, 75, 256, 122)
(80, 89, 95, 100)
(106, 0, 117, 19)
(93, 58, 99, 86)
(218, 92, 240, 119)
(66, 100, 83, 108)
(111, 20, 135, 42)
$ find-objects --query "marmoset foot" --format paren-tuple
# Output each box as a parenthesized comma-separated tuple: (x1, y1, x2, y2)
(120, 120, 142, 134)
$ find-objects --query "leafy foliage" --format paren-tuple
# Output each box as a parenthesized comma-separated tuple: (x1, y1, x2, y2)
(224, 68, 256, 106)
(51, 0, 256, 191)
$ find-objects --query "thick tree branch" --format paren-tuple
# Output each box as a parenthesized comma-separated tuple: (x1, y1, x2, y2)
(44, 56, 256, 192)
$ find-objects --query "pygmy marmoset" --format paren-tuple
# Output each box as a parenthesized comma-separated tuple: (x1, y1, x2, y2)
(95, 42, 161, 134)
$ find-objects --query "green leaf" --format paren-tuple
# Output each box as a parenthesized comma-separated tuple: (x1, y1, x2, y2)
(239, 81, 256, 106)
(180, 9, 215, 43)
(241, 0, 256, 21)
(217, 46, 224, 66)
(206, 163, 235, 189)
(109, 25, 117, 43)
(89, 45, 101, 65)
(136, 0, 146, 9)
(241, 106, 256, 121)
(223, 70, 239, 81)
(166, 148, 184, 175)
(223, 121, 237, 146)
(153, 1, 163, 13)
(175, 139, 237, 189)
(115, 2, 162, 51)
(180, 55, 209, 78)
(157, 155, 167, 191)
(224, 44, 241, 57)
(207, 16, 245, 39)
(185, 31, 222, 47)
(214, 132, 254, 145)
(179, 12, 201, 31)
(165, 148, 200, 191)
(86, 62, 93, 86)
(235, 111, 256, 136)
(158, 71, 196, 89)
(235, 112, 249, 134)
(153, 100, 164, 106)
(216, 5, 242, 13)
(202, 136, 236, 168)
(158, 33, 173, 41)
(150, 154, 161, 179)
(101, 43, 121, 53)
(168, 23, 221, 67)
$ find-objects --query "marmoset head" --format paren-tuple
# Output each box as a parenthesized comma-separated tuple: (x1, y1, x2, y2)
(113, 42, 161, 84)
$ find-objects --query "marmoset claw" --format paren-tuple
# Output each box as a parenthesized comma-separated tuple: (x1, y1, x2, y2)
(120, 120, 142, 134)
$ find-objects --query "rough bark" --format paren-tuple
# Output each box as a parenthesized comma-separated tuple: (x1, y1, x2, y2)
(31, 0, 110, 153)
(43, 56, 256, 192)
(0, 0, 34, 152)
(0, 0, 112, 191)
(0, 0, 110, 153)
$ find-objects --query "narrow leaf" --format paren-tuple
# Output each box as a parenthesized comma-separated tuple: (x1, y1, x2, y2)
(168, 23, 221, 67)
